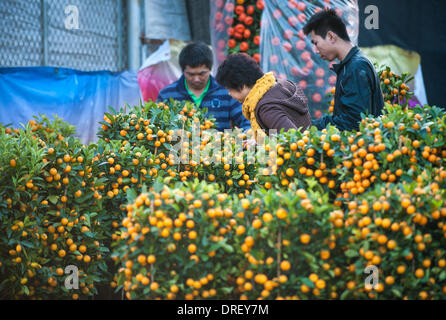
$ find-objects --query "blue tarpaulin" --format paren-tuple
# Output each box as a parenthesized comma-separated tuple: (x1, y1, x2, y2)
(0, 67, 142, 144)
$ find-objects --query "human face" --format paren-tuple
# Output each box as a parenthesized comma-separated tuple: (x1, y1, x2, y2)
(183, 65, 211, 91)
(310, 30, 338, 62)
(227, 85, 251, 104)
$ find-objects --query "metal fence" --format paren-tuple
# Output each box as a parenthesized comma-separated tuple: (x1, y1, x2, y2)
(0, 0, 128, 72)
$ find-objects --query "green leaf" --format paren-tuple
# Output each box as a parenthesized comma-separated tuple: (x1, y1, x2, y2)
(391, 289, 402, 298)
(302, 251, 316, 263)
(83, 231, 95, 238)
(301, 278, 314, 288)
(232, 172, 242, 180)
(363, 241, 369, 252)
(221, 287, 233, 294)
(340, 289, 351, 300)
(86, 215, 91, 227)
(98, 262, 108, 272)
(20, 240, 35, 248)
(401, 248, 411, 256)
(266, 237, 275, 249)
(153, 179, 164, 193)
(48, 195, 59, 205)
(221, 242, 234, 253)
(345, 249, 358, 258)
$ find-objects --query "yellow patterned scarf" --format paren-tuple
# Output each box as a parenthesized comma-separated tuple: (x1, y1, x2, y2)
(242, 72, 276, 140)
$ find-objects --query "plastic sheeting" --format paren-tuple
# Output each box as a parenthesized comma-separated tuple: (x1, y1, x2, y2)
(209, 0, 236, 68)
(0, 67, 142, 144)
(259, 0, 359, 119)
(138, 40, 182, 102)
(209, 0, 359, 118)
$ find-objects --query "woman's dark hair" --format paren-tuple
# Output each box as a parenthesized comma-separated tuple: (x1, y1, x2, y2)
(216, 53, 264, 91)
(303, 9, 350, 41)
(179, 41, 213, 71)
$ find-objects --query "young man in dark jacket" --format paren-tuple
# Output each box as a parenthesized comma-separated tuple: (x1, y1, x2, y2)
(157, 41, 251, 131)
(216, 52, 311, 138)
(303, 9, 384, 132)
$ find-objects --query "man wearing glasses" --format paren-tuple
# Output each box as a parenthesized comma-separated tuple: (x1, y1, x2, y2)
(157, 41, 251, 131)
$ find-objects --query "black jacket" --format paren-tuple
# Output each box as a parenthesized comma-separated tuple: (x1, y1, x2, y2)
(313, 46, 384, 132)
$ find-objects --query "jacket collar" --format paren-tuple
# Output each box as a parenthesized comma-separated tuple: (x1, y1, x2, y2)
(177, 74, 219, 97)
(331, 46, 359, 74)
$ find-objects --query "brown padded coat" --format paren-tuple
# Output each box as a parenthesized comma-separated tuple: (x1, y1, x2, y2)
(255, 79, 312, 134)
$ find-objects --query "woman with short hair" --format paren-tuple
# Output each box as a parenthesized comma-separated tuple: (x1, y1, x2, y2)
(216, 53, 311, 139)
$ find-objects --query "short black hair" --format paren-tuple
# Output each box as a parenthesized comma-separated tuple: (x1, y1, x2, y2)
(179, 41, 213, 71)
(216, 53, 264, 91)
(303, 9, 350, 41)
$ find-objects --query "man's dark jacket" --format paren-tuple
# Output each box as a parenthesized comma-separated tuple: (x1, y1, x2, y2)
(313, 46, 384, 131)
